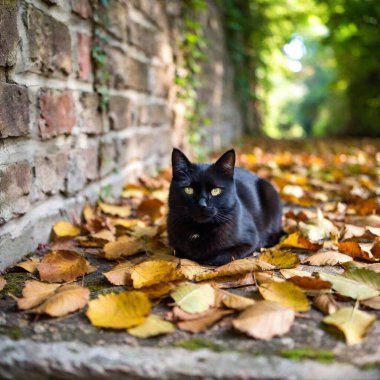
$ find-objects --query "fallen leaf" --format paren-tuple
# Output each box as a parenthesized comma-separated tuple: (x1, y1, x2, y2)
(280, 232, 322, 251)
(288, 276, 331, 291)
(0, 276, 7, 291)
(91, 229, 115, 242)
(299, 209, 339, 242)
(344, 268, 380, 291)
(212, 258, 274, 278)
(319, 272, 379, 300)
(137, 198, 164, 221)
(259, 250, 300, 269)
(17, 280, 62, 310)
(98, 202, 131, 218)
(131, 225, 160, 239)
(232, 300, 295, 340)
(86, 291, 151, 329)
(313, 293, 339, 315)
(337, 240, 374, 261)
(177, 308, 233, 333)
(259, 281, 310, 312)
(360, 296, 380, 310)
(50, 237, 78, 251)
(372, 238, 380, 258)
(208, 272, 256, 289)
(342, 261, 380, 273)
(280, 268, 312, 279)
(103, 236, 143, 260)
(323, 307, 376, 345)
(214, 289, 255, 310)
(38, 251, 96, 283)
(128, 315, 175, 338)
(303, 251, 353, 266)
(343, 224, 366, 240)
(171, 283, 215, 314)
(255, 271, 284, 284)
(103, 262, 134, 286)
(83, 203, 96, 223)
(31, 284, 90, 317)
(53, 221, 81, 238)
(140, 282, 179, 299)
(14, 257, 40, 274)
(131, 260, 184, 288)
(122, 184, 147, 199)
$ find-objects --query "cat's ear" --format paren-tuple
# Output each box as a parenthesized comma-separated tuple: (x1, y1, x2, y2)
(172, 148, 192, 176)
(214, 149, 235, 178)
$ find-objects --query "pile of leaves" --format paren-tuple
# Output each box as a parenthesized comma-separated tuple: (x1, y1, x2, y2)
(1, 140, 379, 345)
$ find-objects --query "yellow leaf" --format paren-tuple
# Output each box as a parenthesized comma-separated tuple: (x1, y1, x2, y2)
(280, 232, 322, 251)
(98, 202, 131, 218)
(14, 257, 40, 274)
(232, 301, 295, 340)
(259, 281, 310, 312)
(86, 291, 151, 329)
(140, 282, 179, 299)
(38, 251, 96, 283)
(103, 262, 134, 286)
(303, 250, 353, 266)
(128, 315, 175, 338)
(17, 280, 61, 310)
(214, 289, 255, 310)
(53, 221, 81, 238)
(131, 260, 184, 289)
(91, 229, 115, 242)
(323, 307, 376, 345)
(171, 283, 215, 314)
(260, 250, 300, 268)
(83, 203, 96, 223)
(103, 236, 143, 260)
(31, 284, 90, 317)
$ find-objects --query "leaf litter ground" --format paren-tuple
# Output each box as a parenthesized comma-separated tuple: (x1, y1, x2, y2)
(1, 138, 380, 368)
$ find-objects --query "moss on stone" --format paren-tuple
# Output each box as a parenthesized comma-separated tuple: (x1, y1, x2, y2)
(85, 277, 111, 292)
(2, 272, 30, 296)
(173, 338, 227, 353)
(360, 362, 380, 370)
(0, 327, 23, 340)
(279, 348, 335, 363)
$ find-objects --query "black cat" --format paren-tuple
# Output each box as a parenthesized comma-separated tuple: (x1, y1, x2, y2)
(167, 148, 283, 265)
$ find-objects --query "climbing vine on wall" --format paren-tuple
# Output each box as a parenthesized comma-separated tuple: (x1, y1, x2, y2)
(175, 0, 209, 159)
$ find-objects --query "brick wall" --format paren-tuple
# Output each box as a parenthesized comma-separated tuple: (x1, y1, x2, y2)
(0, 0, 243, 269)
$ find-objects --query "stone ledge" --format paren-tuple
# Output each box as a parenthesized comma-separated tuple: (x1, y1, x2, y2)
(0, 338, 378, 380)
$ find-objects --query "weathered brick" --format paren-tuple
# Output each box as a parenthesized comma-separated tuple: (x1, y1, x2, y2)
(66, 146, 98, 194)
(93, 0, 127, 41)
(127, 20, 156, 56)
(71, 0, 92, 19)
(150, 65, 173, 96)
(34, 152, 68, 194)
(126, 57, 149, 91)
(138, 104, 170, 126)
(0, 83, 29, 138)
(79, 93, 102, 134)
(39, 89, 76, 139)
(116, 133, 155, 166)
(99, 140, 115, 177)
(0, 161, 31, 223)
(109, 96, 134, 130)
(26, 6, 71, 76)
(77, 33, 92, 81)
(0, 1, 19, 67)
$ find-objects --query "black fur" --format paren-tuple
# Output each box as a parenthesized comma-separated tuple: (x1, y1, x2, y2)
(167, 148, 283, 265)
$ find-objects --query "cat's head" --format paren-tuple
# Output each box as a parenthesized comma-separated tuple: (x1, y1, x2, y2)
(169, 148, 236, 224)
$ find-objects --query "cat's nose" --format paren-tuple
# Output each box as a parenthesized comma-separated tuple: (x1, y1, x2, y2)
(198, 198, 207, 208)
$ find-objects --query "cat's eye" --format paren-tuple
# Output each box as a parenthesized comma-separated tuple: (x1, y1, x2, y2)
(183, 187, 194, 195)
(211, 188, 222, 196)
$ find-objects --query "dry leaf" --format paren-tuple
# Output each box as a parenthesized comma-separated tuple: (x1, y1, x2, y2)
(50, 237, 78, 251)
(177, 309, 233, 333)
(171, 283, 215, 314)
(303, 250, 353, 266)
(103, 262, 134, 286)
(344, 268, 380, 291)
(323, 307, 376, 345)
(14, 257, 40, 274)
(17, 280, 61, 310)
(255, 271, 284, 284)
(360, 296, 380, 310)
(137, 198, 164, 221)
(83, 203, 96, 223)
(98, 202, 131, 218)
(38, 251, 96, 283)
(259, 281, 310, 312)
(280, 232, 322, 251)
(288, 276, 331, 291)
(232, 300, 295, 340)
(0, 276, 6, 291)
(140, 282, 179, 299)
(53, 221, 81, 238)
(128, 315, 175, 338)
(337, 240, 374, 261)
(313, 293, 339, 315)
(86, 291, 151, 329)
(259, 250, 300, 268)
(208, 272, 256, 289)
(103, 236, 143, 260)
(280, 268, 312, 279)
(31, 284, 89, 317)
(131, 260, 184, 288)
(214, 289, 255, 310)
(91, 229, 115, 242)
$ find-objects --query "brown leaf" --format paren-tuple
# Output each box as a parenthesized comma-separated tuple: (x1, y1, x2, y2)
(0, 276, 7, 291)
(207, 272, 256, 289)
(38, 251, 96, 283)
(103, 262, 134, 286)
(303, 250, 353, 266)
(338, 240, 375, 261)
(137, 198, 164, 221)
(280, 232, 322, 251)
(177, 308, 233, 333)
(91, 229, 115, 243)
(288, 276, 331, 291)
(140, 282, 179, 299)
(313, 293, 339, 315)
(232, 301, 295, 340)
(103, 236, 143, 260)
(14, 257, 40, 274)
(214, 289, 255, 310)
(361, 296, 380, 310)
(50, 237, 78, 251)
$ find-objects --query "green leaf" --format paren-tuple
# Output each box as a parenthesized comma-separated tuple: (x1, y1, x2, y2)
(344, 268, 380, 291)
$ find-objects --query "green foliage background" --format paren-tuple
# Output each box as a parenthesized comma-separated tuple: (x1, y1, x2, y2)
(219, 0, 380, 138)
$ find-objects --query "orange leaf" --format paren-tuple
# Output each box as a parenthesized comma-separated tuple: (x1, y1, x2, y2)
(280, 232, 322, 251)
